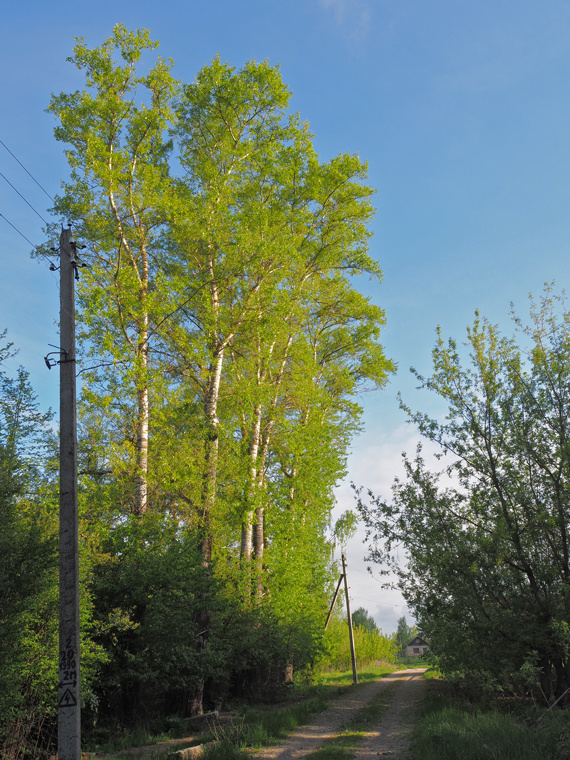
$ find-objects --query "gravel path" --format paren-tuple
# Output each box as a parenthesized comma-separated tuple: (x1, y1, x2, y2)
(251, 668, 426, 760)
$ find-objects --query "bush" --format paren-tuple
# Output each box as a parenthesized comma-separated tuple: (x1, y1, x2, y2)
(316, 618, 397, 671)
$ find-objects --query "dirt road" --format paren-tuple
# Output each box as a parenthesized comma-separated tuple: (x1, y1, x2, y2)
(251, 668, 426, 760)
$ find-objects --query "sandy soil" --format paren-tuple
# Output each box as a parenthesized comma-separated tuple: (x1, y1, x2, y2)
(251, 668, 426, 760)
(353, 669, 425, 759)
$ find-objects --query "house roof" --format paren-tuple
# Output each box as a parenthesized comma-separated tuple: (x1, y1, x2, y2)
(406, 636, 428, 647)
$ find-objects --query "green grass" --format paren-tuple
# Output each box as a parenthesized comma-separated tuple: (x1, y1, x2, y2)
(92, 736, 204, 760)
(302, 729, 365, 760)
(313, 664, 397, 686)
(87, 726, 171, 754)
(422, 666, 441, 680)
(85, 722, 206, 759)
(411, 682, 570, 760)
(84, 709, 215, 752)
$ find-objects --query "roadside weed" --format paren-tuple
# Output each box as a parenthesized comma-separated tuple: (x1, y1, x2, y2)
(412, 684, 569, 760)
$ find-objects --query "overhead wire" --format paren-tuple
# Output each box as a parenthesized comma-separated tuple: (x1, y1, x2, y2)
(0, 138, 54, 203)
(351, 593, 402, 608)
(0, 170, 50, 226)
(0, 139, 61, 282)
(0, 211, 38, 248)
(0, 210, 59, 287)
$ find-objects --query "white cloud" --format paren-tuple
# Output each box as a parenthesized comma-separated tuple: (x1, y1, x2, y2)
(319, 0, 372, 43)
(330, 424, 421, 633)
(331, 424, 455, 634)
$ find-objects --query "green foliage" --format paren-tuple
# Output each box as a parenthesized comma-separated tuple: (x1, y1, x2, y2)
(351, 607, 379, 634)
(13, 22, 392, 748)
(0, 335, 109, 758)
(358, 286, 570, 702)
(85, 514, 208, 727)
(82, 510, 327, 730)
(318, 616, 397, 671)
(413, 683, 568, 760)
(0, 341, 58, 757)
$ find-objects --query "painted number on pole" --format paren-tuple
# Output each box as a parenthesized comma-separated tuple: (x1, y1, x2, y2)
(59, 636, 78, 708)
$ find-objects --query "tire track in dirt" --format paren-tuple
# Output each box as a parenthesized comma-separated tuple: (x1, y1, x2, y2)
(353, 668, 425, 759)
(250, 668, 426, 760)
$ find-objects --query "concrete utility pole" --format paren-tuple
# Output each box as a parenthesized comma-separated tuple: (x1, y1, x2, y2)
(58, 226, 81, 759)
(342, 553, 358, 685)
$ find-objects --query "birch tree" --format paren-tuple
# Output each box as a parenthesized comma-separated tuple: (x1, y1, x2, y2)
(169, 60, 393, 585)
(47, 25, 178, 515)
(168, 59, 319, 558)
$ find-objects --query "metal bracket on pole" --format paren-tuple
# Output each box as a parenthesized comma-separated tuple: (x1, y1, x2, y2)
(44, 344, 71, 370)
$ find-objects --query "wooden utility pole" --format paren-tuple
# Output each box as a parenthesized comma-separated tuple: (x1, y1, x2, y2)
(342, 553, 358, 685)
(58, 226, 81, 759)
(324, 572, 344, 631)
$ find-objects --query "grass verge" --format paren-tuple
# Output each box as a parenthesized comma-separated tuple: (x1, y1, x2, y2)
(422, 666, 441, 680)
(411, 681, 570, 760)
(313, 665, 396, 687)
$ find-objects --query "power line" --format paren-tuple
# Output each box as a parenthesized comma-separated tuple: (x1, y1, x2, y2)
(352, 594, 402, 608)
(0, 170, 50, 226)
(0, 211, 60, 287)
(0, 211, 37, 248)
(0, 138, 54, 203)
(0, 139, 59, 290)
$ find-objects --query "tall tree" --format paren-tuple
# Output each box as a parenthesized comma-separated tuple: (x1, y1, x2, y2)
(47, 25, 179, 515)
(168, 57, 393, 573)
(44, 27, 394, 718)
(352, 607, 379, 634)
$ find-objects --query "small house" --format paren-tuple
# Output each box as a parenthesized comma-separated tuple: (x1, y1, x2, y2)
(405, 635, 429, 657)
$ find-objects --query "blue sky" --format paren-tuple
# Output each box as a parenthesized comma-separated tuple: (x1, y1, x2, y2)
(2, 0, 570, 633)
